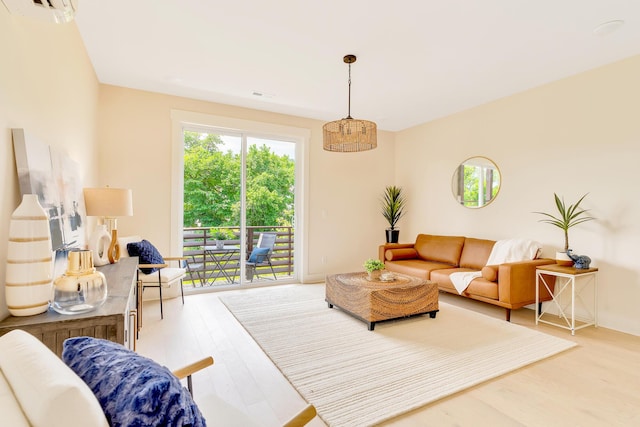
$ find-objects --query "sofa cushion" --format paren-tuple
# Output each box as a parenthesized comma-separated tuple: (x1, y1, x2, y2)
(62, 336, 205, 427)
(384, 248, 418, 261)
(459, 238, 495, 269)
(384, 259, 453, 280)
(431, 268, 499, 300)
(0, 330, 108, 427)
(414, 234, 465, 266)
(465, 278, 499, 300)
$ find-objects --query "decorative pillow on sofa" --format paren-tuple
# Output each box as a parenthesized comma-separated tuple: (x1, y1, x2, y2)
(385, 248, 418, 261)
(248, 247, 270, 263)
(481, 265, 499, 282)
(62, 337, 205, 427)
(127, 239, 164, 274)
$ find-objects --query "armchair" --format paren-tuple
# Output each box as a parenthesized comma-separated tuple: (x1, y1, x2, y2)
(0, 330, 318, 427)
(118, 235, 186, 320)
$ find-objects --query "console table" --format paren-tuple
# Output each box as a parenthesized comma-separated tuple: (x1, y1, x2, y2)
(535, 264, 598, 335)
(0, 257, 138, 357)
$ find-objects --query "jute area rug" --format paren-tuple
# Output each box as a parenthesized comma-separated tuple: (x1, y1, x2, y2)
(220, 285, 576, 427)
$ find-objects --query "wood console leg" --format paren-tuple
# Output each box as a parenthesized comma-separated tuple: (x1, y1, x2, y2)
(505, 308, 511, 322)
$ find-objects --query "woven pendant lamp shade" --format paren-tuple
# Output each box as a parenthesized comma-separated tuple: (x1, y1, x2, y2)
(323, 118, 377, 152)
(323, 54, 377, 152)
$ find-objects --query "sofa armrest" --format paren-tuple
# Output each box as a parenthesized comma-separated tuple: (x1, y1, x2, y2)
(378, 243, 415, 262)
(497, 259, 557, 306)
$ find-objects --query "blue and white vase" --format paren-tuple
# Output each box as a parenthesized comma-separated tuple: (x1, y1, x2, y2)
(5, 194, 53, 316)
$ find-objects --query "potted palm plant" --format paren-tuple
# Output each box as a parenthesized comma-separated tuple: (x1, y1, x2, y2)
(534, 193, 595, 265)
(381, 186, 406, 243)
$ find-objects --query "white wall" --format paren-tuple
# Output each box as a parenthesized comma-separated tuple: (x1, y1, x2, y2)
(96, 85, 396, 282)
(395, 55, 640, 336)
(2, 5, 638, 336)
(0, 9, 100, 319)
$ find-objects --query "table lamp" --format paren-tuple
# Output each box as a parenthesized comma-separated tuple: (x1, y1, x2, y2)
(83, 187, 133, 264)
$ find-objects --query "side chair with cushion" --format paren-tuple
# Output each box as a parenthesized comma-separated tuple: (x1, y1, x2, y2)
(0, 330, 317, 427)
(118, 235, 186, 320)
(246, 232, 278, 281)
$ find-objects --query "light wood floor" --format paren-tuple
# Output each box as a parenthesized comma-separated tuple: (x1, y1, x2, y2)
(137, 284, 640, 427)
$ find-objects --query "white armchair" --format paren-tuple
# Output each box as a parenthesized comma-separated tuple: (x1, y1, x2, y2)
(118, 235, 186, 320)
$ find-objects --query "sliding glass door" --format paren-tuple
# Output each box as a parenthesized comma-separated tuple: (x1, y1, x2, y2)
(182, 128, 296, 289)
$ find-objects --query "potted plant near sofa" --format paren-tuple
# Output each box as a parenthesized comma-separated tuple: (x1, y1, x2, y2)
(534, 193, 595, 266)
(381, 186, 406, 243)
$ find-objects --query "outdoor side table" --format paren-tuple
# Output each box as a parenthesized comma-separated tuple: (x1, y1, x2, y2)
(203, 245, 240, 284)
(536, 264, 598, 335)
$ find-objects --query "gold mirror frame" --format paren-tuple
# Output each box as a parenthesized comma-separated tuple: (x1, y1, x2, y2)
(451, 156, 501, 208)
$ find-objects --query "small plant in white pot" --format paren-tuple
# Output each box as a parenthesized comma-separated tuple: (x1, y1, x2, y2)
(210, 228, 231, 249)
(534, 193, 595, 266)
(364, 258, 385, 280)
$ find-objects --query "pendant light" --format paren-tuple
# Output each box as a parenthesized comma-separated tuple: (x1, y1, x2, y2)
(323, 55, 377, 152)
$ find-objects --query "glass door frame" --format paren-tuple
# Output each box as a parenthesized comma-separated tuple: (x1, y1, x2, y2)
(170, 110, 310, 287)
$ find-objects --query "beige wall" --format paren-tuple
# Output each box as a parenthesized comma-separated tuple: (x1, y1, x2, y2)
(0, 10, 100, 318)
(2, 6, 638, 336)
(396, 55, 640, 335)
(97, 85, 396, 281)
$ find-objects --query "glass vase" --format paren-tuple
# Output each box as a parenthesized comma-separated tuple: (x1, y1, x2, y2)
(51, 249, 107, 314)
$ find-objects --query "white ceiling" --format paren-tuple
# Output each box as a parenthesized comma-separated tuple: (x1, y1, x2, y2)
(74, 0, 640, 131)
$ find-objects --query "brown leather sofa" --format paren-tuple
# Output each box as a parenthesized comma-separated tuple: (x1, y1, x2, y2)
(379, 234, 556, 321)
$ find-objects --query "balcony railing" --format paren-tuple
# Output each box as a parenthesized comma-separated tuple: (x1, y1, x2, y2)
(182, 226, 294, 287)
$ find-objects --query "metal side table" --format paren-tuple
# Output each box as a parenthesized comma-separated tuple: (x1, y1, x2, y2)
(536, 264, 598, 335)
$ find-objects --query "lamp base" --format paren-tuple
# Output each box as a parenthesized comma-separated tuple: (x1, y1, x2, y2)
(107, 229, 120, 263)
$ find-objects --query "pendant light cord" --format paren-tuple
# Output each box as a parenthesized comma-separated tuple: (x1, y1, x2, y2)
(346, 62, 352, 119)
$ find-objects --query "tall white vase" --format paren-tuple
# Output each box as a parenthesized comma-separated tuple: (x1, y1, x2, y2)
(5, 194, 53, 316)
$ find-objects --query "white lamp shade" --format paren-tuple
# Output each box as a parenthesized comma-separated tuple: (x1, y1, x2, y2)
(83, 188, 133, 217)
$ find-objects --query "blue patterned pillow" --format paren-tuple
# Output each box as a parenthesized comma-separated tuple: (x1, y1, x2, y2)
(248, 247, 270, 263)
(127, 239, 164, 274)
(62, 337, 206, 427)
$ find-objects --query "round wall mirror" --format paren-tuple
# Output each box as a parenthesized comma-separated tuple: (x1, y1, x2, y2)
(451, 156, 501, 208)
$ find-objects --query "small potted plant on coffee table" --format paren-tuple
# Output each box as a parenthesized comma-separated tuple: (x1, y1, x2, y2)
(364, 258, 385, 281)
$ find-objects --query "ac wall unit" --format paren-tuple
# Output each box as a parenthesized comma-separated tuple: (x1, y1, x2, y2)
(2, 0, 78, 24)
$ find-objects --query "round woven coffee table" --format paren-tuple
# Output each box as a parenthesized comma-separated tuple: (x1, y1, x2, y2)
(325, 271, 439, 330)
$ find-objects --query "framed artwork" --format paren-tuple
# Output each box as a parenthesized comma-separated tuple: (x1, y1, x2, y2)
(12, 128, 87, 275)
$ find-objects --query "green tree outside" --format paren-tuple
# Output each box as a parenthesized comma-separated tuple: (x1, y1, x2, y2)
(183, 131, 294, 228)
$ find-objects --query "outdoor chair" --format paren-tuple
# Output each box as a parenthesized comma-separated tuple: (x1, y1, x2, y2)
(185, 254, 207, 287)
(246, 232, 278, 281)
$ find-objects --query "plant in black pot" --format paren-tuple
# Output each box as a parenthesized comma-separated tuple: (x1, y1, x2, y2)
(381, 185, 406, 243)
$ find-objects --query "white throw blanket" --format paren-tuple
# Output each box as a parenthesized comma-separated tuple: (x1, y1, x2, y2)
(450, 239, 542, 294)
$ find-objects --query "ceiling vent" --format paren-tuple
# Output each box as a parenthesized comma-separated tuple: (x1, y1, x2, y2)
(2, 0, 77, 24)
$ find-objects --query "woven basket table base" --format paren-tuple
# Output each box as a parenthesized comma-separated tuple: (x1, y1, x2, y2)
(325, 272, 439, 330)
